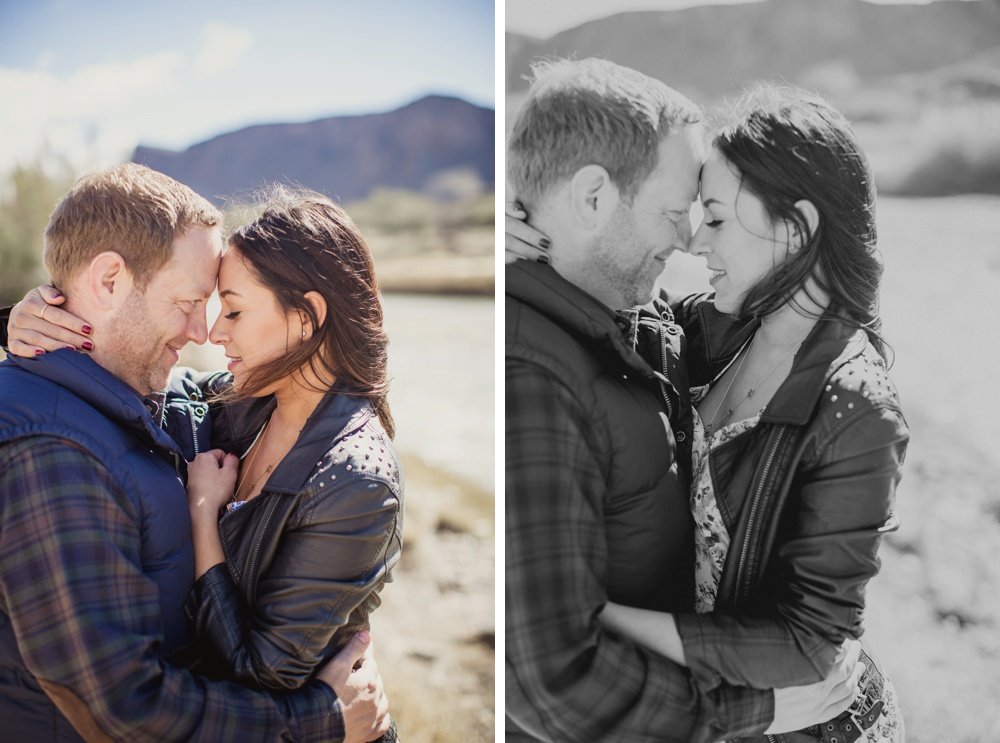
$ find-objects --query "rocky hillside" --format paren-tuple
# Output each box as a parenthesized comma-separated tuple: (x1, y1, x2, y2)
(506, 0, 1000, 101)
(132, 95, 494, 205)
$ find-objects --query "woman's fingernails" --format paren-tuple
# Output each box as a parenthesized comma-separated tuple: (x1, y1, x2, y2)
(539, 238, 551, 249)
(65, 346, 75, 351)
(81, 324, 92, 335)
(35, 349, 45, 356)
(537, 255, 550, 265)
(82, 341, 94, 351)
(52, 292, 62, 299)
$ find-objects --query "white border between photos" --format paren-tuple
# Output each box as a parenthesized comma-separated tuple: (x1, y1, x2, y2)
(494, 1, 506, 741)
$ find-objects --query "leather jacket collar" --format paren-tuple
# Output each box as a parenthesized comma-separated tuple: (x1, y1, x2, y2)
(689, 300, 874, 426)
(214, 387, 376, 496)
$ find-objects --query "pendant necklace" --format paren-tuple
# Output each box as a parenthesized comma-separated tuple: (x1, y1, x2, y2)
(705, 333, 800, 434)
(228, 418, 275, 512)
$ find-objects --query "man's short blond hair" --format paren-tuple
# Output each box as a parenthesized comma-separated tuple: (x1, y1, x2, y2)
(508, 58, 702, 208)
(44, 163, 222, 289)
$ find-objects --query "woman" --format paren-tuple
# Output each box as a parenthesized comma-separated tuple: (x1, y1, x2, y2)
(507, 87, 906, 741)
(11, 188, 402, 738)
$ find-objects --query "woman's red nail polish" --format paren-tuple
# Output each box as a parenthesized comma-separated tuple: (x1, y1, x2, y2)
(81, 324, 92, 335)
(35, 349, 45, 356)
(65, 346, 75, 351)
(52, 292, 63, 298)
(82, 341, 94, 351)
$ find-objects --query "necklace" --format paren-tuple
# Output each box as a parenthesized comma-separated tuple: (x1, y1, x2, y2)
(705, 333, 800, 434)
(229, 418, 275, 510)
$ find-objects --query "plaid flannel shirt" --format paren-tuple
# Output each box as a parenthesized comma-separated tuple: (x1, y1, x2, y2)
(0, 435, 341, 742)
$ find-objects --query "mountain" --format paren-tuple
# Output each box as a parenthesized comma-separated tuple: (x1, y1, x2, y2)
(132, 95, 493, 205)
(505, 0, 1000, 101)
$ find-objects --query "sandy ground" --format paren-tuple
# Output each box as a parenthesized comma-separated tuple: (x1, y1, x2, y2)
(369, 454, 495, 742)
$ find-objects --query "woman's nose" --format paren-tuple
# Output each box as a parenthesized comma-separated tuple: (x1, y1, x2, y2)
(208, 317, 225, 345)
(688, 224, 710, 256)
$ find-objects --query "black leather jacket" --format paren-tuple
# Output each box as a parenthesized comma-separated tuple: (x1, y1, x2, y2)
(666, 294, 908, 742)
(173, 373, 403, 691)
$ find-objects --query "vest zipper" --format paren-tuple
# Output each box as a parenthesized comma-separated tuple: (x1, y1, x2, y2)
(657, 323, 674, 420)
(246, 497, 280, 606)
(188, 409, 201, 457)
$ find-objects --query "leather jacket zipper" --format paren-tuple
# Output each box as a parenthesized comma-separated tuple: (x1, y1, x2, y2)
(734, 426, 787, 600)
(246, 497, 280, 606)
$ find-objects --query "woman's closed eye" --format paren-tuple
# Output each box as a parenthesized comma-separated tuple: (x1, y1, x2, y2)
(224, 311, 241, 320)
(703, 219, 723, 229)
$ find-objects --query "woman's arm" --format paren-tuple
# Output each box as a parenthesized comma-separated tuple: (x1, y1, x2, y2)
(186, 466, 402, 691)
(675, 400, 908, 691)
(599, 603, 687, 666)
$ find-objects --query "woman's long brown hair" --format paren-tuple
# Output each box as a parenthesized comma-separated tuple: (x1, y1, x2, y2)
(227, 186, 394, 438)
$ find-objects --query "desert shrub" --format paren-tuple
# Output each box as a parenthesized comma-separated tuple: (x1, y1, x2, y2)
(0, 159, 75, 305)
(886, 103, 1000, 196)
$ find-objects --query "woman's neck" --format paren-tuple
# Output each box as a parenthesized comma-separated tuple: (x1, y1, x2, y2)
(269, 373, 327, 435)
(754, 282, 829, 350)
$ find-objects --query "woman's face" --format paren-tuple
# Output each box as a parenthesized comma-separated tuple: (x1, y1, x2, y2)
(689, 149, 793, 315)
(209, 247, 297, 390)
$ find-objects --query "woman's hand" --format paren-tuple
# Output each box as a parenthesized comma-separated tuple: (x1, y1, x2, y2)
(599, 602, 687, 666)
(188, 450, 238, 578)
(188, 450, 240, 521)
(505, 201, 552, 264)
(7, 285, 94, 356)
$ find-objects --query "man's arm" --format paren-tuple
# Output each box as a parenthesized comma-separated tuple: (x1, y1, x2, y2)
(0, 437, 344, 742)
(505, 359, 773, 743)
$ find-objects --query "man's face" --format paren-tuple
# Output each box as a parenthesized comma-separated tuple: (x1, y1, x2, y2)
(107, 226, 222, 395)
(591, 126, 704, 309)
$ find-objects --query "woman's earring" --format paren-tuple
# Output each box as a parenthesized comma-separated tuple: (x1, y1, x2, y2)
(301, 328, 306, 341)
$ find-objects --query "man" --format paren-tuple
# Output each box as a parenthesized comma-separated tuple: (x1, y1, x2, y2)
(505, 59, 857, 742)
(0, 164, 390, 742)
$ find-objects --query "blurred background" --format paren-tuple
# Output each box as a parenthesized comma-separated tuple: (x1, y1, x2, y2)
(507, 0, 1000, 740)
(1, 1, 494, 740)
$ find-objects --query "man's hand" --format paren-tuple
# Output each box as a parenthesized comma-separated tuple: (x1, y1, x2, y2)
(765, 640, 864, 734)
(317, 630, 391, 743)
(8, 285, 93, 357)
(505, 201, 551, 264)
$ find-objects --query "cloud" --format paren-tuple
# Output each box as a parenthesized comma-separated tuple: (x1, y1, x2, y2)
(192, 23, 255, 80)
(0, 52, 184, 171)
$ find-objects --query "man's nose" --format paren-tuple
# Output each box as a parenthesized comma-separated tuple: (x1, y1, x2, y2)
(672, 216, 693, 253)
(187, 306, 209, 345)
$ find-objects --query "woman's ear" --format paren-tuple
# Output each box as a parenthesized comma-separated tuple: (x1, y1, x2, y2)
(789, 199, 820, 253)
(300, 291, 327, 340)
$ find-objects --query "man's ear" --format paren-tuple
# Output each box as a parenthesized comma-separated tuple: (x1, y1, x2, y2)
(300, 291, 327, 340)
(83, 252, 131, 310)
(789, 199, 820, 253)
(569, 165, 620, 231)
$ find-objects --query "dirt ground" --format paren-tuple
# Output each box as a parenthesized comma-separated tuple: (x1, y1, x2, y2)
(370, 454, 495, 742)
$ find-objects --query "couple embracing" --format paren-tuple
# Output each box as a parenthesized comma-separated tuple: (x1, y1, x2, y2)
(0, 168, 401, 741)
(505, 59, 907, 742)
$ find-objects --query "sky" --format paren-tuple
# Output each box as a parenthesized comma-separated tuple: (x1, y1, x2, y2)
(0, 0, 494, 172)
(506, 0, 981, 38)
